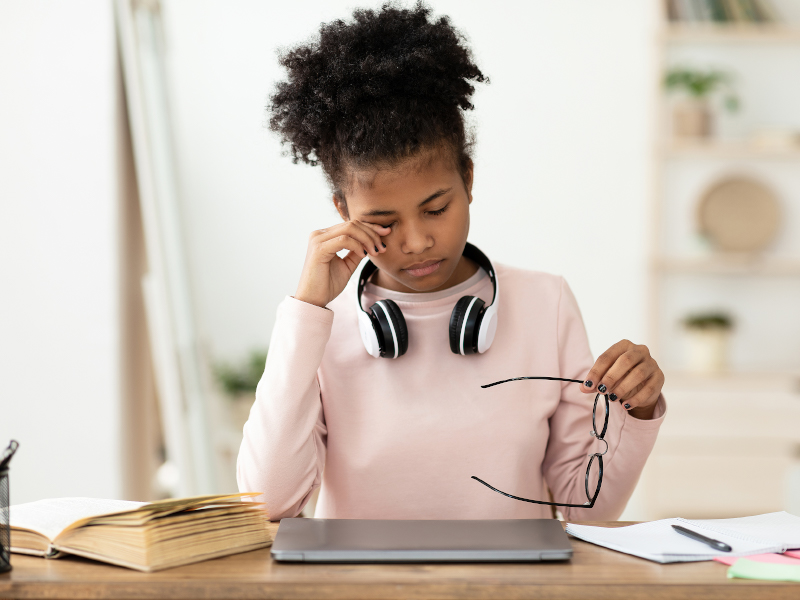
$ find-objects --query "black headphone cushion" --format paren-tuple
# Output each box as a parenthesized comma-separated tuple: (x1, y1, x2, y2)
(449, 296, 475, 354)
(373, 298, 408, 357)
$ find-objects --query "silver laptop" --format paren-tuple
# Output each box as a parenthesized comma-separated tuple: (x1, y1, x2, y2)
(271, 518, 572, 562)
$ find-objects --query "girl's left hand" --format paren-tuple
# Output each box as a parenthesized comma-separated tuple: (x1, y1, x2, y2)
(580, 340, 664, 420)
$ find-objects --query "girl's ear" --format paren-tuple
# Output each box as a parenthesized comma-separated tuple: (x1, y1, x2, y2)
(463, 159, 474, 204)
(333, 194, 349, 220)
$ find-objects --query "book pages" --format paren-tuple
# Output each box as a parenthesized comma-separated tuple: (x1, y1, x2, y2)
(9, 493, 269, 570)
(565, 517, 785, 563)
(689, 512, 800, 550)
(10, 498, 146, 542)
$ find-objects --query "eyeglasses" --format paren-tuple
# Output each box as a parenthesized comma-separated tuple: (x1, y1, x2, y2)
(471, 377, 609, 508)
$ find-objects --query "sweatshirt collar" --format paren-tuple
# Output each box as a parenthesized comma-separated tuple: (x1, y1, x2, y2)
(365, 267, 488, 304)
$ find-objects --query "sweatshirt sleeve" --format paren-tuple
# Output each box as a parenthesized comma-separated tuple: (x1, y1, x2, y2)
(236, 296, 334, 520)
(541, 278, 667, 521)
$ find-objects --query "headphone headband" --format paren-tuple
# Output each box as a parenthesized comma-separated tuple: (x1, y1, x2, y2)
(357, 259, 380, 305)
(356, 242, 499, 358)
(462, 242, 498, 311)
(357, 243, 496, 311)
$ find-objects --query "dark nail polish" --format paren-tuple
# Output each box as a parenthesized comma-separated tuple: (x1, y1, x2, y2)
(363, 250, 367, 256)
(382, 243, 386, 248)
(598, 384, 607, 393)
(584, 380, 593, 388)
(624, 403, 631, 409)
(609, 393, 618, 401)
(374, 246, 379, 253)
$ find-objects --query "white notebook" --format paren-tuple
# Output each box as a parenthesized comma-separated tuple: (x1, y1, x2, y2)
(566, 512, 800, 563)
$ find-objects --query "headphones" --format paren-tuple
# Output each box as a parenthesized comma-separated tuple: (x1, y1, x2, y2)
(356, 242, 499, 359)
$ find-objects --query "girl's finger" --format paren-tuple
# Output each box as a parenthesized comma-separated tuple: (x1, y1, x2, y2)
(607, 359, 657, 402)
(619, 370, 664, 411)
(316, 224, 379, 257)
(317, 235, 371, 262)
(362, 221, 392, 239)
(339, 249, 365, 274)
(582, 340, 632, 393)
(598, 347, 648, 396)
(340, 220, 383, 255)
(350, 220, 389, 253)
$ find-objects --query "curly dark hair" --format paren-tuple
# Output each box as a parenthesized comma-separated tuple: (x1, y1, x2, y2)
(268, 1, 488, 207)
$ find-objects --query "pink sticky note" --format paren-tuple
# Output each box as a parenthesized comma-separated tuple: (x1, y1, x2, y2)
(714, 553, 800, 567)
(785, 550, 800, 559)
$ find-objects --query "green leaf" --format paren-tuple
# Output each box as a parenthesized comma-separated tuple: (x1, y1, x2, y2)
(213, 348, 269, 397)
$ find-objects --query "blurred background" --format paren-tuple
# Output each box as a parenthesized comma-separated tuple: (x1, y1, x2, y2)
(2, 0, 800, 520)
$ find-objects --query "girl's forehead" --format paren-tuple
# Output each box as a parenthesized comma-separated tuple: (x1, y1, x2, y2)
(346, 152, 460, 207)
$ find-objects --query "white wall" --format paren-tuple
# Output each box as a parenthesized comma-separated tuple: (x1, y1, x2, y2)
(0, 0, 659, 507)
(0, 0, 122, 504)
(162, 0, 658, 366)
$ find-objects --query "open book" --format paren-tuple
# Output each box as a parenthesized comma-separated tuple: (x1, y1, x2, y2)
(10, 493, 272, 572)
(566, 512, 800, 563)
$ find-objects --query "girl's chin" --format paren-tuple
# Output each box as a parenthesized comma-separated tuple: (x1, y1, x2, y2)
(396, 266, 458, 293)
(375, 259, 462, 293)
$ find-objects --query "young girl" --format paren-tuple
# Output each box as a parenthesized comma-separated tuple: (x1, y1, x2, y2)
(238, 2, 666, 521)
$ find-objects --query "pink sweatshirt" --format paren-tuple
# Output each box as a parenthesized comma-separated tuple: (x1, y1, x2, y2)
(237, 263, 666, 521)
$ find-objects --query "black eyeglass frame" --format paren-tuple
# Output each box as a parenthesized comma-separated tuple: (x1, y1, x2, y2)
(471, 377, 610, 509)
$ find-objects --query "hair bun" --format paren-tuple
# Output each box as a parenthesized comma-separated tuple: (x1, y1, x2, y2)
(269, 1, 487, 193)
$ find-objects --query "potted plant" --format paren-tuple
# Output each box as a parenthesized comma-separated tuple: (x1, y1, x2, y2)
(681, 311, 734, 374)
(213, 348, 268, 432)
(664, 68, 739, 139)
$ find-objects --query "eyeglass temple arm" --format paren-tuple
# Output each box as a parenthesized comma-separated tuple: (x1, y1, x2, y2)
(481, 377, 585, 389)
(476, 377, 603, 509)
(471, 476, 596, 508)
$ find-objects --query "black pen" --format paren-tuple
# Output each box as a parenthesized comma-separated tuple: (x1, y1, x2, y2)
(671, 525, 732, 552)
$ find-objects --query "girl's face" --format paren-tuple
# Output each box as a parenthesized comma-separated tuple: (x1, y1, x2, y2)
(337, 151, 475, 294)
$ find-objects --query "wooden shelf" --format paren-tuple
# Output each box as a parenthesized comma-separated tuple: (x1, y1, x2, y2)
(662, 140, 800, 159)
(655, 256, 800, 276)
(662, 24, 800, 43)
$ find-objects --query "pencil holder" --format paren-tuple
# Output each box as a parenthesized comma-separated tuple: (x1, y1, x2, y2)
(0, 440, 19, 574)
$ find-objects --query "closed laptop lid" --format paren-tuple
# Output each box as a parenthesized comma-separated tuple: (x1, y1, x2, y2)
(271, 518, 572, 563)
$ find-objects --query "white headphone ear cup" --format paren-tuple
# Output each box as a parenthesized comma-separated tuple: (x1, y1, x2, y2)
(379, 299, 408, 357)
(370, 299, 408, 359)
(358, 310, 382, 358)
(449, 296, 485, 355)
(476, 306, 498, 353)
(449, 297, 473, 354)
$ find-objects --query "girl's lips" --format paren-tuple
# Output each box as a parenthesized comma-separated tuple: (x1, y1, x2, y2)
(404, 260, 442, 277)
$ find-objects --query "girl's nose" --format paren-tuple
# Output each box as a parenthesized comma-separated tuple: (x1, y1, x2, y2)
(399, 224, 433, 254)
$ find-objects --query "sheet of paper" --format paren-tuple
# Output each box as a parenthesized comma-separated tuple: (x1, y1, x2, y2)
(10, 498, 146, 541)
(727, 558, 800, 582)
(566, 518, 783, 563)
(714, 553, 800, 567)
(689, 512, 800, 550)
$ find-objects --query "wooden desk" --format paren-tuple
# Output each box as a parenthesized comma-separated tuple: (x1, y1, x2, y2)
(1, 522, 797, 599)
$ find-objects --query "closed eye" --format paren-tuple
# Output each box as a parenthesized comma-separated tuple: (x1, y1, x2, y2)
(369, 220, 395, 229)
(428, 203, 450, 216)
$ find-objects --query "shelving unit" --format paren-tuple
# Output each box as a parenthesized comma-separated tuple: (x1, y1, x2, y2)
(634, 0, 800, 521)
(649, 3, 800, 372)
(662, 24, 800, 43)
(654, 256, 800, 276)
(662, 140, 800, 159)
